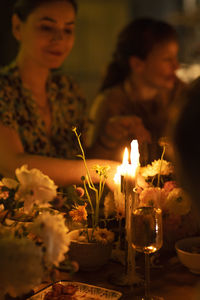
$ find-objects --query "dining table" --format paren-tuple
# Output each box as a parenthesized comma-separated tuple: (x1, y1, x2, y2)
(33, 250, 200, 300)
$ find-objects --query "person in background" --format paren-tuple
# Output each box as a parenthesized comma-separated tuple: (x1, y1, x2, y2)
(87, 17, 186, 165)
(0, 0, 118, 190)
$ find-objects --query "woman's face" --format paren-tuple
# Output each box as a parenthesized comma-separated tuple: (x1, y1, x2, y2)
(140, 41, 179, 90)
(13, 1, 76, 69)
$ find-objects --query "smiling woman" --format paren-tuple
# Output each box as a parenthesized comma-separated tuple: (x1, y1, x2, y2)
(0, 0, 119, 190)
(13, 0, 76, 73)
(87, 18, 187, 165)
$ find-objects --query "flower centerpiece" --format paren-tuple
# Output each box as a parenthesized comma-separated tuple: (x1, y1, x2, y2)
(0, 165, 73, 299)
(65, 128, 114, 270)
(136, 143, 200, 252)
(102, 141, 200, 253)
(67, 127, 114, 244)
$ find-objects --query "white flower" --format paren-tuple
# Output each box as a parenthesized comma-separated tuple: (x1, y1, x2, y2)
(165, 188, 191, 215)
(93, 228, 114, 244)
(140, 159, 174, 178)
(15, 165, 57, 213)
(30, 212, 70, 266)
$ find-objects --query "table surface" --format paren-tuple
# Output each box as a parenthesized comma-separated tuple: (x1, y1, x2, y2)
(34, 253, 200, 300)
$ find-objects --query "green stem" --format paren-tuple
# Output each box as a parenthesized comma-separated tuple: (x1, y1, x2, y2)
(94, 176, 106, 227)
(72, 127, 109, 231)
(82, 181, 93, 211)
(73, 128, 95, 189)
(157, 145, 165, 188)
(95, 192, 99, 228)
(83, 180, 95, 227)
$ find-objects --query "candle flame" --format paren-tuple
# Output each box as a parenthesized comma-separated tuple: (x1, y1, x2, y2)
(131, 140, 140, 167)
(122, 147, 129, 166)
(114, 140, 140, 183)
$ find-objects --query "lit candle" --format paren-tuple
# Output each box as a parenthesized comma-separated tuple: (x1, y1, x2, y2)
(112, 140, 142, 285)
(114, 141, 140, 216)
(121, 141, 140, 199)
(130, 140, 140, 176)
(125, 140, 140, 283)
(122, 143, 138, 240)
(114, 140, 140, 284)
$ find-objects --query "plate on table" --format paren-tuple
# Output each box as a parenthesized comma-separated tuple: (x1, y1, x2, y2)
(29, 280, 122, 300)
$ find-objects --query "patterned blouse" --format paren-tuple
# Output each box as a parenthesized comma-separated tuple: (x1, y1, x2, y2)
(0, 62, 87, 160)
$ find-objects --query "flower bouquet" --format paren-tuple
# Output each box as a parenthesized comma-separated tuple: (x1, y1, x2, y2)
(102, 141, 200, 254)
(136, 154, 200, 252)
(0, 165, 73, 299)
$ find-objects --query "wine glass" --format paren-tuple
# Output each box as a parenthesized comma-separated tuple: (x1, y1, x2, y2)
(131, 196, 163, 300)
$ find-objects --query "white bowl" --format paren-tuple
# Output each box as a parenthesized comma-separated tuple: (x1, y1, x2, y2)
(175, 236, 200, 274)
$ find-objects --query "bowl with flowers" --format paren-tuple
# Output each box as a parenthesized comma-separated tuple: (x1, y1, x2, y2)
(0, 165, 76, 300)
(65, 128, 115, 271)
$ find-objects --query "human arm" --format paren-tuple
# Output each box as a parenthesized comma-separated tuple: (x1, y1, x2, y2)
(0, 122, 119, 189)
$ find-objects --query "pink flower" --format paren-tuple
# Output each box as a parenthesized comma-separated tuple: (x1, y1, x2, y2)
(75, 187, 84, 198)
(163, 181, 177, 193)
(0, 190, 9, 200)
(165, 188, 191, 215)
(139, 187, 167, 209)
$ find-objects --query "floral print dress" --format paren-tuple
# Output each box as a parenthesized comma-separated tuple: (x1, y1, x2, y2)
(0, 62, 87, 160)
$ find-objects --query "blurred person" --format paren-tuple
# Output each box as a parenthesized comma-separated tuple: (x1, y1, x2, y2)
(0, 0, 118, 190)
(87, 18, 186, 165)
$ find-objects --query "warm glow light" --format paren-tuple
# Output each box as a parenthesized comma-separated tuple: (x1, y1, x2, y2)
(130, 140, 140, 176)
(114, 140, 140, 183)
(122, 147, 129, 166)
(122, 147, 133, 176)
(114, 165, 122, 184)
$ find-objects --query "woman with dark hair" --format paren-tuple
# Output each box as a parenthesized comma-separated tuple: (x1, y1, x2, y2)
(87, 17, 186, 165)
(0, 0, 118, 189)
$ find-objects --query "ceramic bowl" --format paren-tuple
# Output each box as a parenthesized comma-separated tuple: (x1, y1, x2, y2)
(67, 229, 113, 271)
(175, 236, 200, 274)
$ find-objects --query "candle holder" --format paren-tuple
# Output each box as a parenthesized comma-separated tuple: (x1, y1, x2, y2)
(110, 141, 142, 286)
(110, 175, 142, 286)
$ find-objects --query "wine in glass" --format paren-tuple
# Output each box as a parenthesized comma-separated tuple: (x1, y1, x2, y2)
(132, 202, 163, 300)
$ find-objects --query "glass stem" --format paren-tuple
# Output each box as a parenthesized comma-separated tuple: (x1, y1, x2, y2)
(145, 253, 150, 299)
